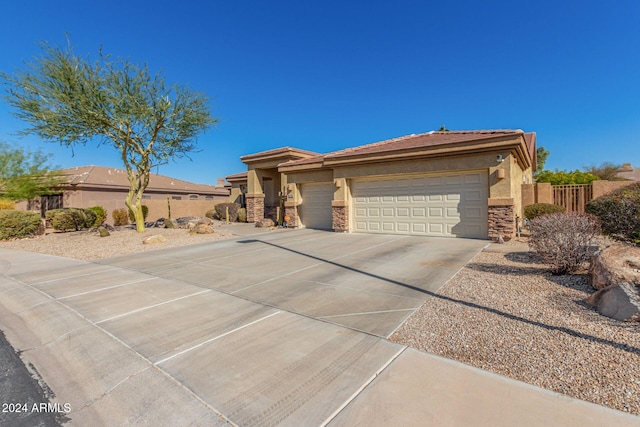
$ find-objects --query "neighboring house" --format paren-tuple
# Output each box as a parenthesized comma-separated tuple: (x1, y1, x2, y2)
(229, 130, 537, 240)
(24, 165, 229, 221)
(617, 163, 640, 181)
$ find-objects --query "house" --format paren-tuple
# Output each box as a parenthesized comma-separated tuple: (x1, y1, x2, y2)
(24, 165, 229, 222)
(617, 163, 640, 181)
(228, 130, 537, 239)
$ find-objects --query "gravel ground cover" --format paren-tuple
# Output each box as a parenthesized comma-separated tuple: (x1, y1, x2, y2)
(0, 224, 236, 260)
(390, 240, 640, 416)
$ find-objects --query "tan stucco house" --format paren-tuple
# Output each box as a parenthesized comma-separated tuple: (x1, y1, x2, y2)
(23, 165, 229, 221)
(228, 130, 537, 240)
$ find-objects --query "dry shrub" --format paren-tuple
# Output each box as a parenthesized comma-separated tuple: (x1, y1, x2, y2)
(529, 212, 600, 274)
(112, 208, 129, 226)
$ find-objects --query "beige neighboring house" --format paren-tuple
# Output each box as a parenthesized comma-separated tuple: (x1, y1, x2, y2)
(227, 130, 537, 240)
(617, 163, 640, 181)
(23, 165, 229, 222)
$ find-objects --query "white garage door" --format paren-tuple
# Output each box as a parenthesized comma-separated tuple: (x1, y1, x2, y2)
(352, 171, 488, 238)
(300, 182, 334, 230)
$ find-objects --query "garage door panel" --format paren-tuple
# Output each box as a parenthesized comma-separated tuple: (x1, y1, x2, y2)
(301, 183, 334, 230)
(352, 171, 488, 238)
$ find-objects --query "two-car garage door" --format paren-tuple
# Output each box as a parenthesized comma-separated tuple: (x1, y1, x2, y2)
(352, 171, 488, 238)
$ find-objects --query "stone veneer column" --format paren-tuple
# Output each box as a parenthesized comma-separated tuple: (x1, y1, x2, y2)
(332, 201, 349, 232)
(488, 203, 516, 240)
(284, 202, 299, 228)
(246, 194, 265, 223)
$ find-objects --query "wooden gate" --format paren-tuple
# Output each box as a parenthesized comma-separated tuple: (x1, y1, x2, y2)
(553, 184, 593, 213)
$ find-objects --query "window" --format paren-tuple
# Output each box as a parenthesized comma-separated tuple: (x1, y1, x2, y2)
(205, 196, 214, 200)
(142, 195, 152, 200)
(171, 196, 182, 200)
(189, 194, 198, 200)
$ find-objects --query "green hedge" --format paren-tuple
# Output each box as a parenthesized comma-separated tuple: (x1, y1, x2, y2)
(0, 210, 43, 239)
(586, 183, 640, 242)
(524, 203, 565, 220)
(45, 208, 97, 231)
(87, 206, 107, 226)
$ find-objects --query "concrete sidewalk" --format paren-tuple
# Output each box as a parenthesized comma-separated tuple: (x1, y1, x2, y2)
(0, 233, 638, 426)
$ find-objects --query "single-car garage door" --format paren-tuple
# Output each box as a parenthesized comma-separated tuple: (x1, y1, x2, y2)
(300, 182, 334, 230)
(352, 171, 488, 238)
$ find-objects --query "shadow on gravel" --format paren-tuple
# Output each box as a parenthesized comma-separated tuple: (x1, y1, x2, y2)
(239, 239, 640, 357)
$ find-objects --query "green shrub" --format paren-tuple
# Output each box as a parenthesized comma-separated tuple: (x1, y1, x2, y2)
(87, 206, 107, 226)
(237, 207, 247, 223)
(45, 208, 96, 231)
(112, 208, 129, 226)
(0, 210, 42, 239)
(586, 183, 640, 243)
(128, 205, 149, 223)
(0, 199, 16, 210)
(535, 169, 600, 185)
(215, 203, 240, 222)
(529, 212, 600, 274)
(524, 203, 565, 220)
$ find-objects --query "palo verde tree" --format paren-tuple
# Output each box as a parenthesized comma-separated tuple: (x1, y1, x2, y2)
(1, 41, 216, 232)
(0, 141, 62, 201)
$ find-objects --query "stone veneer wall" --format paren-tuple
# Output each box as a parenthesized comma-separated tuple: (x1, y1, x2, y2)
(488, 205, 516, 239)
(332, 205, 349, 232)
(246, 194, 264, 223)
(284, 205, 299, 228)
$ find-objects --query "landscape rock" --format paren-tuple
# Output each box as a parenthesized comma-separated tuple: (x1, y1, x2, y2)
(142, 234, 167, 244)
(585, 282, 640, 322)
(588, 244, 640, 290)
(193, 224, 215, 234)
(174, 216, 200, 229)
(255, 218, 275, 228)
(97, 226, 110, 237)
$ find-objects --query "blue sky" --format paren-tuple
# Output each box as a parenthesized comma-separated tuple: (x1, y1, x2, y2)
(1, 1, 639, 185)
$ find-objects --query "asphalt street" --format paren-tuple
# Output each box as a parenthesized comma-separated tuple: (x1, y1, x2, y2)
(0, 330, 68, 427)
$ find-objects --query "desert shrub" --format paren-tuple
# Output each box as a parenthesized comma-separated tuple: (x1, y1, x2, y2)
(523, 203, 565, 220)
(0, 199, 16, 210)
(586, 183, 640, 243)
(112, 208, 129, 226)
(237, 207, 247, 223)
(529, 212, 600, 274)
(214, 203, 240, 222)
(87, 206, 107, 226)
(45, 208, 96, 231)
(205, 208, 218, 220)
(128, 205, 149, 223)
(0, 210, 42, 239)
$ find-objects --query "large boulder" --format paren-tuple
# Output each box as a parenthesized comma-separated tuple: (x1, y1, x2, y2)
(585, 282, 640, 322)
(193, 223, 215, 234)
(588, 244, 640, 290)
(255, 218, 275, 228)
(142, 234, 167, 244)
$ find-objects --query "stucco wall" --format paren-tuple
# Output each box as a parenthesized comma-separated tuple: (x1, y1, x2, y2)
(592, 180, 638, 198)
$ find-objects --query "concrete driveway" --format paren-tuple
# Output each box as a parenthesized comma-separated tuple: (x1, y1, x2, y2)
(0, 229, 636, 426)
(96, 229, 484, 337)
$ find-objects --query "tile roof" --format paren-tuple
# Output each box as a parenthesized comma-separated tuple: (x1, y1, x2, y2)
(279, 130, 533, 169)
(240, 146, 320, 162)
(59, 165, 228, 195)
(325, 130, 523, 159)
(225, 171, 248, 181)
